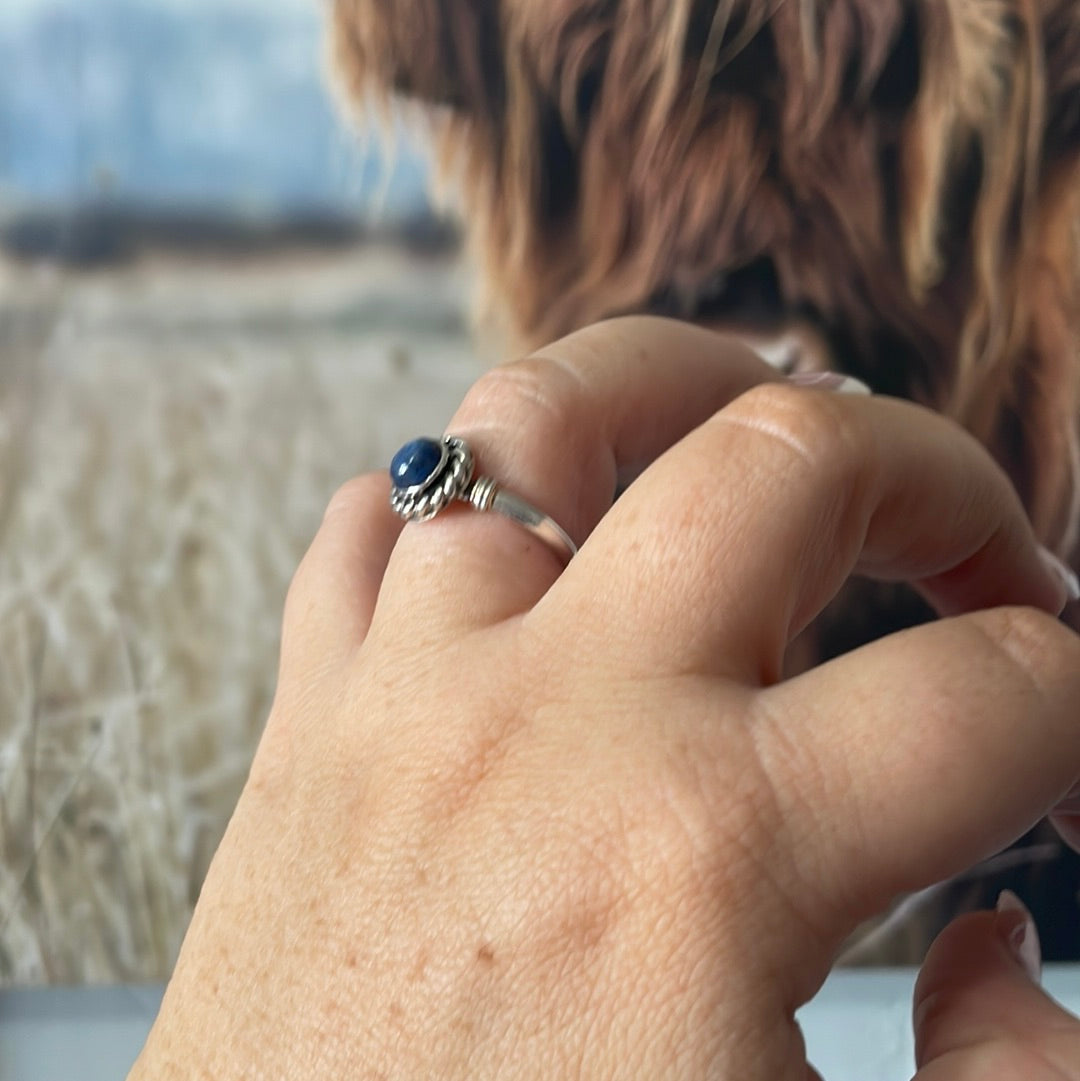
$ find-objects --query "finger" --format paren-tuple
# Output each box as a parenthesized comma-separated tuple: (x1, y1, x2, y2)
(753, 607, 1080, 929)
(558, 384, 1066, 681)
(379, 317, 779, 630)
(280, 473, 403, 673)
(913, 897, 1080, 1079)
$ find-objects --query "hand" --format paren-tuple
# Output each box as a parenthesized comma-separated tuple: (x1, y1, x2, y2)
(131, 317, 1080, 1079)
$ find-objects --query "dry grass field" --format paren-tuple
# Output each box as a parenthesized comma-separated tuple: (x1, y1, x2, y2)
(0, 245, 484, 985)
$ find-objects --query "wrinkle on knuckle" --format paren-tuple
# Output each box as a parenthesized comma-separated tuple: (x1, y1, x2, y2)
(719, 383, 870, 491)
(750, 697, 828, 845)
(626, 734, 780, 918)
(546, 315, 644, 368)
(720, 700, 838, 950)
(462, 355, 586, 441)
(969, 606, 1080, 713)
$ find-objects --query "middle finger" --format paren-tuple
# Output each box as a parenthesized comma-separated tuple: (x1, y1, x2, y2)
(549, 384, 1066, 683)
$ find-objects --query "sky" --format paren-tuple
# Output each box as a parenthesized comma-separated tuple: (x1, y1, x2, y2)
(0, 0, 431, 219)
(0, 0, 320, 27)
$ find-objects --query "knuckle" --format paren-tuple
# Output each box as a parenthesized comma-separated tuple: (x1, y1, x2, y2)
(970, 605, 1080, 693)
(459, 354, 586, 437)
(615, 744, 772, 907)
(722, 382, 870, 486)
(323, 471, 387, 520)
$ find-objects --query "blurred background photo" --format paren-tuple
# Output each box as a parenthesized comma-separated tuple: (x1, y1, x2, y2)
(0, 0, 485, 986)
(6, 0, 1079, 1005)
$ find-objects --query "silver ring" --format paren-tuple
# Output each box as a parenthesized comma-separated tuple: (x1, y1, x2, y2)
(389, 436, 578, 564)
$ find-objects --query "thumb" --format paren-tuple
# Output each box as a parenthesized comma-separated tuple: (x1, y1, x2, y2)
(912, 892, 1080, 1079)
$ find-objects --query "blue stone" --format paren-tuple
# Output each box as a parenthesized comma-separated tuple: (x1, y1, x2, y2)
(390, 437, 444, 489)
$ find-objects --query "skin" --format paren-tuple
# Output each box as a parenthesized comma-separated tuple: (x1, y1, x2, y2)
(130, 317, 1080, 1079)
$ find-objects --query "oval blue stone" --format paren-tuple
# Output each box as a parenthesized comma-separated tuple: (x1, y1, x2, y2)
(390, 437, 444, 489)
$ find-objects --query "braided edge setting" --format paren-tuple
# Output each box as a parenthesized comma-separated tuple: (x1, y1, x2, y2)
(390, 437, 475, 522)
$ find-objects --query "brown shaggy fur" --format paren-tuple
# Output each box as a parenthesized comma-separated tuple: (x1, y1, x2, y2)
(333, 0, 1080, 570)
(331, 0, 1080, 960)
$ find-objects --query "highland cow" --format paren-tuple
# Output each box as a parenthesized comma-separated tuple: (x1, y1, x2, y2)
(330, 0, 1080, 962)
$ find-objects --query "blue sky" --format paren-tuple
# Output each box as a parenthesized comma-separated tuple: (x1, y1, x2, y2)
(0, 0, 319, 22)
(0, 0, 431, 218)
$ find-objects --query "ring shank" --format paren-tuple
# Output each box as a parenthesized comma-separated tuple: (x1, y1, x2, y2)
(489, 487, 578, 563)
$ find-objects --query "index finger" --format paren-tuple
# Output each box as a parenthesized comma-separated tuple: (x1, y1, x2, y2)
(753, 605, 1080, 939)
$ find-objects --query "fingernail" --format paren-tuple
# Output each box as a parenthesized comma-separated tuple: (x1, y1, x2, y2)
(1037, 546, 1080, 604)
(786, 371, 872, 396)
(996, 890, 1042, 984)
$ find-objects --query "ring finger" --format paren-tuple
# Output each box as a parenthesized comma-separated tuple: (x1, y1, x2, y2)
(377, 317, 783, 631)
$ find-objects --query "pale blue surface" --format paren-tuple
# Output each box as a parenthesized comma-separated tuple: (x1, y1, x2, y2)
(3, 970, 1080, 1080)
(0, 0, 430, 218)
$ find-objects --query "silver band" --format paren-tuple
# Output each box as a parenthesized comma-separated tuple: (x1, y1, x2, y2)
(389, 436, 578, 564)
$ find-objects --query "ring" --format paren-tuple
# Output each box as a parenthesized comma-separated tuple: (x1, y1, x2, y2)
(389, 436, 578, 564)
